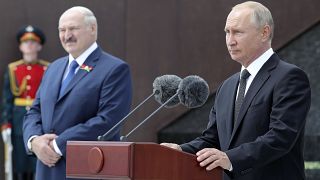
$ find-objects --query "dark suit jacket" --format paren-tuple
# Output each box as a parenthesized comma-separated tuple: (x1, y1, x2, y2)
(181, 54, 311, 180)
(23, 47, 132, 180)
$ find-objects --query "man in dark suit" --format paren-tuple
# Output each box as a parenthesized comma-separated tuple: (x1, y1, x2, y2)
(162, 1, 311, 180)
(22, 6, 132, 180)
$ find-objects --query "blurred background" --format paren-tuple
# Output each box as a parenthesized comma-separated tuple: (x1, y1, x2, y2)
(0, 0, 319, 179)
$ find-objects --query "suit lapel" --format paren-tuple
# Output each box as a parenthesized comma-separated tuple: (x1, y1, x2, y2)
(228, 54, 279, 147)
(225, 74, 240, 144)
(57, 47, 101, 102)
(46, 58, 68, 127)
(51, 58, 68, 102)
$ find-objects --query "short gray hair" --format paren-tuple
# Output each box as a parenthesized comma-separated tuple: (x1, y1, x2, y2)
(233, 1, 274, 41)
(65, 6, 97, 26)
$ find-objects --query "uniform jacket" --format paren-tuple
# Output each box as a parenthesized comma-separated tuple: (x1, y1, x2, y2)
(1, 59, 48, 172)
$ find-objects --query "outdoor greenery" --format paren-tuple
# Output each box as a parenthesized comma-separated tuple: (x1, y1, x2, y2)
(305, 161, 320, 169)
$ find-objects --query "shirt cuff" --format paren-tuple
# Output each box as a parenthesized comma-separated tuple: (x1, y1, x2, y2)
(229, 164, 233, 171)
(27, 135, 39, 152)
(52, 139, 63, 156)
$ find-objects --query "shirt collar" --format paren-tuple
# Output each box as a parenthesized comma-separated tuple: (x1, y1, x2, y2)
(68, 42, 98, 67)
(241, 48, 274, 78)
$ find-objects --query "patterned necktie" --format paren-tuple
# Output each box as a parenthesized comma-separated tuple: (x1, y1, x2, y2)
(59, 60, 79, 97)
(234, 69, 250, 126)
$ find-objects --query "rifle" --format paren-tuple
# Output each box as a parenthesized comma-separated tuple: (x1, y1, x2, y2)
(3, 128, 13, 180)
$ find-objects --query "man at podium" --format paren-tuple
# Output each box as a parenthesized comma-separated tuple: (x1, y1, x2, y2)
(162, 1, 311, 180)
(23, 6, 132, 180)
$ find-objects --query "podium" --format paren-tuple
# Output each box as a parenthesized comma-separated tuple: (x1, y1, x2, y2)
(66, 141, 222, 180)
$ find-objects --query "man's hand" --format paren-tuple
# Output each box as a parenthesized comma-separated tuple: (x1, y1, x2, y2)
(196, 148, 231, 171)
(1, 128, 12, 143)
(160, 143, 182, 151)
(31, 134, 61, 167)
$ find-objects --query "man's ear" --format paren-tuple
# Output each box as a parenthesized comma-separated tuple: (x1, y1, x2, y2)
(261, 24, 271, 42)
(37, 44, 42, 52)
(90, 24, 97, 35)
(19, 44, 23, 52)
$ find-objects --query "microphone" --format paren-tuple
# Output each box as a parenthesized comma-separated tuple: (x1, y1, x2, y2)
(120, 75, 210, 141)
(153, 75, 181, 108)
(98, 75, 182, 141)
(178, 75, 209, 108)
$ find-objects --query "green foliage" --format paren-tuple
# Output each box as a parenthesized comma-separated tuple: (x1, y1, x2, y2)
(305, 161, 320, 169)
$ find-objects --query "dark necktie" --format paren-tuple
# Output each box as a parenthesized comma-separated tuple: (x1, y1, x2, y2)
(59, 60, 79, 97)
(234, 69, 250, 126)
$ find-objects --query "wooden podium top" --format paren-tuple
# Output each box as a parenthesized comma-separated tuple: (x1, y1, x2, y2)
(66, 141, 222, 180)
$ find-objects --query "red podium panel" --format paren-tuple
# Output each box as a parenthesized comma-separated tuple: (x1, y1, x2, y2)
(66, 141, 222, 180)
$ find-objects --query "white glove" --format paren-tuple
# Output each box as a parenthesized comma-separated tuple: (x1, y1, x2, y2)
(1, 128, 12, 144)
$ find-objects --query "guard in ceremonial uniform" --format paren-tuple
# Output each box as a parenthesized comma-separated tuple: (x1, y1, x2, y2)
(1, 25, 49, 180)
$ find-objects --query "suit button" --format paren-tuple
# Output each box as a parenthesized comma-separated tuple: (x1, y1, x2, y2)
(50, 129, 55, 133)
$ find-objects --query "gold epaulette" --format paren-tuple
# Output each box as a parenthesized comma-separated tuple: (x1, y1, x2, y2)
(8, 60, 27, 96)
(38, 59, 50, 66)
(8, 59, 24, 68)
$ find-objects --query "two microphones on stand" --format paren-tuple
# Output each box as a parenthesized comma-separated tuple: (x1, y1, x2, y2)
(98, 74, 210, 141)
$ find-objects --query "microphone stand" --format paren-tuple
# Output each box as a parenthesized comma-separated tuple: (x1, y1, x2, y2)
(98, 92, 155, 141)
(120, 92, 179, 141)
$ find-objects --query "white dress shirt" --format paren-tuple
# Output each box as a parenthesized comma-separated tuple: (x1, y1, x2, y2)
(236, 48, 274, 98)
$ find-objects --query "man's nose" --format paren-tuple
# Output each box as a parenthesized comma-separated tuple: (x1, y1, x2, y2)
(226, 35, 236, 46)
(64, 30, 73, 40)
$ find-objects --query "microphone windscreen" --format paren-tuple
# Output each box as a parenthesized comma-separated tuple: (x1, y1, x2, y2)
(153, 75, 182, 108)
(178, 75, 209, 108)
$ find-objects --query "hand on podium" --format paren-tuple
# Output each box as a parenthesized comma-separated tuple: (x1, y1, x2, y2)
(161, 143, 231, 171)
(160, 143, 182, 151)
(196, 148, 232, 171)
